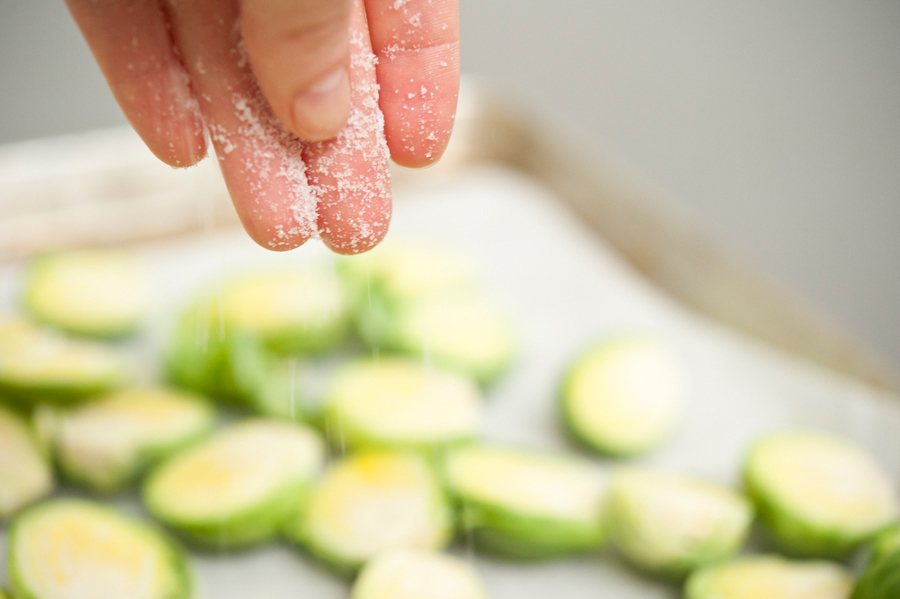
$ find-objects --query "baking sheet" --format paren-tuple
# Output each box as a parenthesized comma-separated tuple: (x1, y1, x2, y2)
(1, 165, 898, 598)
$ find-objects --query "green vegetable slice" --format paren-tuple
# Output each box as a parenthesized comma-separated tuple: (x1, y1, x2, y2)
(561, 336, 685, 456)
(339, 239, 478, 308)
(0, 405, 53, 519)
(608, 467, 753, 577)
(23, 250, 150, 337)
(165, 299, 248, 403)
(852, 545, 900, 599)
(871, 523, 900, 563)
(53, 386, 216, 493)
(220, 266, 352, 354)
(685, 556, 853, 599)
(444, 445, 609, 558)
(0, 318, 128, 404)
(386, 295, 516, 386)
(0, 318, 128, 405)
(249, 355, 316, 421)
(290, 450, 452, 571)
(744, 430, 899, 557)
(352, 550, 488, 599)
(8, 498, 192, 599)
(324, 357, 482, 451)
(144, 419, 325, 549)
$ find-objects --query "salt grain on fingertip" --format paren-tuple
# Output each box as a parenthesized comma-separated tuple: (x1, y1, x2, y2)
(304, 28, 391, 253)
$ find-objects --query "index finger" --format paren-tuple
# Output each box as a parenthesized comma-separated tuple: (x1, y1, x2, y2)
(364, 0, 460, 167)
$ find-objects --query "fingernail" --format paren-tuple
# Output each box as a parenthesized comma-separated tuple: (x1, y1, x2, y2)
(292, 66, 350, 142)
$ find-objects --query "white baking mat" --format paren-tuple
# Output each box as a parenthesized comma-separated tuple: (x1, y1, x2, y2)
(1, 165, 898, 598)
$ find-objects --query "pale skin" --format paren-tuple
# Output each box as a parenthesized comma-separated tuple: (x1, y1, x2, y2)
(65, 0, 460, 254)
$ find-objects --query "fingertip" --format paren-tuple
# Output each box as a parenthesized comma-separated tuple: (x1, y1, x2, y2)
(320, 220, 389, 255)
(141, 118, 208, 168)
(243, 220, 312, 252)
(377, 44, 460, 169)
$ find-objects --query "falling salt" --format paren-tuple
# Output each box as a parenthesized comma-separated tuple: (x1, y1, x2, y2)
(288, 357, 298, 422)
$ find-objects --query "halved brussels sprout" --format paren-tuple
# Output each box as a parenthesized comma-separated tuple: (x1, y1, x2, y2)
(52, 386, 216, 493)
(323, 358, 482, 451)
(443, 445, 609, 558)
(246, 352, 345, 424)
(165, 298, 253, 403)
(220, 266, 352, 355)
(8, 498, 192, 599)
(339, 239, 478, 308)
(383, 295, 516, 387)
(144, 419, 325, 549)
(0, 405, 53, 519)
(352, 550, 489, 599)
(871, 523, 900, 563)
(744, 430, 899, 557)
(23, 250, 150, 338)
(0, 318, 128, 405)
(685, 556, 853, 599)
(289, 450, 453, 571)
(852, 544, 900, 599)
(561, 336, 685, 457)
(608, 467, 753, 577)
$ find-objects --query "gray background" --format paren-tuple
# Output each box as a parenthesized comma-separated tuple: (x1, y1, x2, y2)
(1, 1, 899, 375)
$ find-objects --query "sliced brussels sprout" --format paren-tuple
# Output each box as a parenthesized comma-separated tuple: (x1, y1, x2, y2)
(53, 386, 216, 493)
(443, 445, 609, 558)
(608, 467, 753, 577)
(852, 544, 900, 599)
(0, 318, 128, 405)
(0, 405, 53, 519)
(8, 498, 192, 599)
(165, 298, 224, 397)
(561, 336, 685, 457)
(144, 419, 325, 549)
(384, 295, 516, 387)
(323, 358, 482, 451)
(352, 550, 489, 599)
(165, 299, 265, 404)
(221, 266, 352, 355)
(23, 250, 150, 338)
(289, 450, 452, 571)
(339, 239, 478, 308)
(744, 430, 899, 558)
(246, 352, 347, 424)
(685, 556, 853, 599)
(871, 523, 900, 563)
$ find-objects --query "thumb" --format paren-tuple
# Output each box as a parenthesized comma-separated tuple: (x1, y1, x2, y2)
(240, 0, 353, 142)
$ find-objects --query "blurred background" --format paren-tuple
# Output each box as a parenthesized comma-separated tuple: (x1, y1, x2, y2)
(1, 0, 898, 375)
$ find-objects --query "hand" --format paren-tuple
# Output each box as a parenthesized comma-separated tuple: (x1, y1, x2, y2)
(64, 0, 460, 254)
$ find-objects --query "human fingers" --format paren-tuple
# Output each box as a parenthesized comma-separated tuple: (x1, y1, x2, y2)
(240, 0, 353, 143)
(304, 0, 392, 255)
(365, 0, 460, 167)
(161, 0, 317, 250)
(64, 0, 207, 167)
